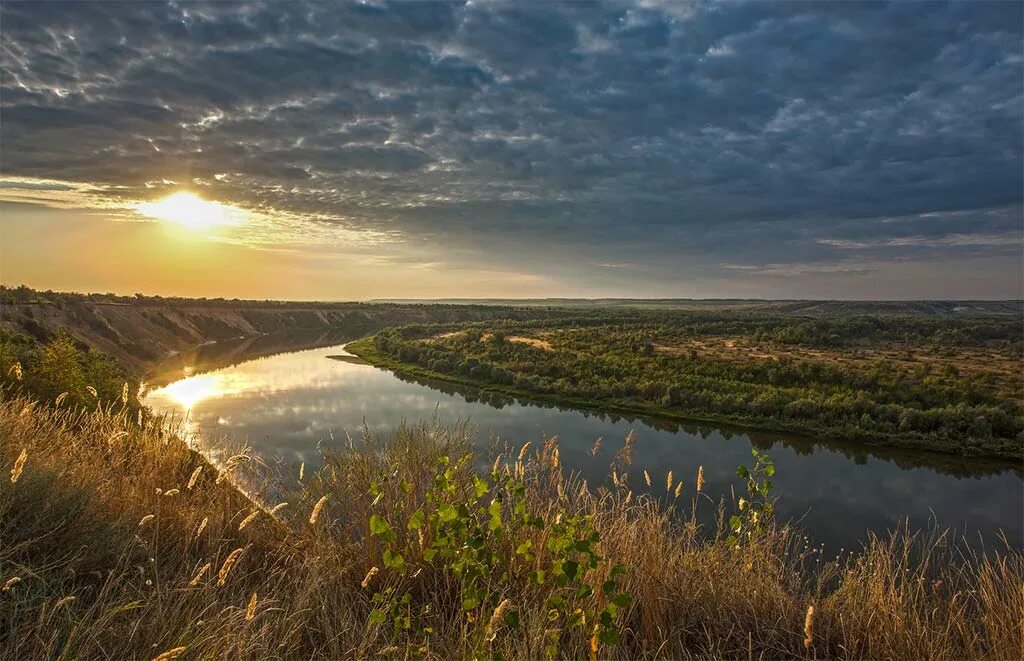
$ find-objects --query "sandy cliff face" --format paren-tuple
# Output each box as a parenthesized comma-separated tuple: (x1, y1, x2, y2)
(0, 301, 533, 373)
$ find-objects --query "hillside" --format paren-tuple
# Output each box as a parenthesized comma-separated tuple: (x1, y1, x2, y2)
(371, 298, 1024, 316)
(0, 288, 563, 373)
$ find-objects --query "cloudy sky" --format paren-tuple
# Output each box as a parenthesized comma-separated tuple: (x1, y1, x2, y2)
(1, 1, 1021, 300)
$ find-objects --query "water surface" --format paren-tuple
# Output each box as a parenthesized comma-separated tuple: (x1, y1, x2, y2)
(146, 341, 1023, 551)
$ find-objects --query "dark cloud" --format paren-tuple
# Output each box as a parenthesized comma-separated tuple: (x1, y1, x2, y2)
(1, 0, 1021, 295)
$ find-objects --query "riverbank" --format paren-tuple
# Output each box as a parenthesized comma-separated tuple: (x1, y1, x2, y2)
(0, 287, 566, 373)
(346, 337, 1023, 461)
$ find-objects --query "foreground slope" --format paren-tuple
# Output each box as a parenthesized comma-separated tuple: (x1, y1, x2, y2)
(1, 383, 1021, 659)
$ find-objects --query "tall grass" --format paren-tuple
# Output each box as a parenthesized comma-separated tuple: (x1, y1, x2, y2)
(1, 389, 1020, 660)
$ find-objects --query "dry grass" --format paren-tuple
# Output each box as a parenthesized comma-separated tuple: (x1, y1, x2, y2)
(1, 390, 1021, 660)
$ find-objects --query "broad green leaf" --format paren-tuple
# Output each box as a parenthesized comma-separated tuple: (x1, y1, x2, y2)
(407, 509, 425, 530)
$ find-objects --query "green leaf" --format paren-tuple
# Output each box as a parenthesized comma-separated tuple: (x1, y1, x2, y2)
(407, 509, 425, 530)
(383, 549, 406, 571)
(516, 540, 533, 555)
(438, 504, 458, 523)
(369, 608, 386, 625)
(736, 465, 749, 479)
(575, 584, 594, 599)
(462, 596, 479, 611)
(503, 609, 520, 629)
(474, 476, 489, 498)
(563, 560, 580, 581)
(611, 593, 632, 608)
(602, 579, 616, 596)
(764, 464, 775, 477)
(369, 514, 395, 542)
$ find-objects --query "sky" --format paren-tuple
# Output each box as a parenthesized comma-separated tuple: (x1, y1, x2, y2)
(1, 0, 1021, 300)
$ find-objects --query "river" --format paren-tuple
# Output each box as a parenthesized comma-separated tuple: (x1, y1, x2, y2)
(145, 339, 1023, 552)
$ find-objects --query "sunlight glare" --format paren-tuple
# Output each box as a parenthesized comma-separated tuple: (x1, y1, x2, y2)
(137, 191, 244, 230)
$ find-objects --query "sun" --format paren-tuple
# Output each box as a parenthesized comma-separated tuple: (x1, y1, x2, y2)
(137, 191, 243, 230)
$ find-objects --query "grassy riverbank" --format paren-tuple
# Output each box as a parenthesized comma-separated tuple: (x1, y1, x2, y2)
(349, 312, 1023, 460)
(347, 336, 815, 438)
(346, 335, 1022, 461)
(3, 387, 1022, 659)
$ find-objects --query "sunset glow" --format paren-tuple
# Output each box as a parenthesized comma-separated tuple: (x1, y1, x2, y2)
(137, 192, 244, 231)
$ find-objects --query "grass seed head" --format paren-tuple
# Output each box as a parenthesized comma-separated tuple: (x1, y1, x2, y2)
(186, 465, 203, 490)
(309, 496, 328, 525)
(803, 604, 815, 649)
(238, 509, 260, 531)
(10, 448, 27, 484)
(189, 563, 211, 587)
(151, 646, 188, 661)
(361, 566, 379, 589)
(217, 548, 244, 587)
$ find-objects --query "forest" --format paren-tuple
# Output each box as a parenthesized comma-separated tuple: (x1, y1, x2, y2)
(355, 310, 1024, 458)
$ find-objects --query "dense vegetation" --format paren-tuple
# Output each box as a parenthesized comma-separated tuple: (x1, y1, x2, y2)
(356, 311, 1023, 458)
(0, 330, 142, 414)
(2, 341, 1022, 659)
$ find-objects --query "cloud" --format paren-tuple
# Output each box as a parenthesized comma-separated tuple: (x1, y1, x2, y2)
(1, 0, 1021, 297)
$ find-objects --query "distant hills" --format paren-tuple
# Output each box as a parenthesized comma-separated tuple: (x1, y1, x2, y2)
(370, 298, 1023, 316)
